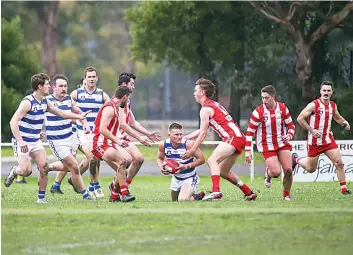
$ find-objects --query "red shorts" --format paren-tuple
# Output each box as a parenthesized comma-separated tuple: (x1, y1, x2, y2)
(91, 144, 117, 160)
(224, 137, 246, 155)
(262, 144, 292, 160)
(307, 141, 338, 158)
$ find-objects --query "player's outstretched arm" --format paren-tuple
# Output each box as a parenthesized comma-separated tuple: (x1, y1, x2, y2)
(182, 107, 211, 159)
(176, 140, 205, 173)
(333, 104, 350, 131)
(47, 101, 89, 120)
(10, 100, 31, 147)
(71, 101, 90, 133)
(183, 129, 201, 140)
(157, 143, 168, 175)
(129, 111, 161, 142)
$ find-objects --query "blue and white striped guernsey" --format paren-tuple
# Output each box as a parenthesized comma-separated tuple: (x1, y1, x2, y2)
(164, 138, 196, 180)
(14, 94, 48, 143)
(75, 87, 104, 131)
(44, 94, 73, 141)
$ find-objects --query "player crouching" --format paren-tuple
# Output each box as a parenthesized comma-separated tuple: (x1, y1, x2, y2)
(157, 123, 205, 201)
(91, 86, 135, 202)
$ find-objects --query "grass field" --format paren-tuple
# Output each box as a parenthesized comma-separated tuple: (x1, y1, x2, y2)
(1, 145, 265, 164)
(2, 175, 353, 255)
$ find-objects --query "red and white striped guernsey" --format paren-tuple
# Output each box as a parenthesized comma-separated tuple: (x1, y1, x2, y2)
(118, 99, 131, 138)
(202, 98, 244, 141)
(245, 102, 295, 152)
(92, 100, 120, 148)
(308, 98, 336, 146)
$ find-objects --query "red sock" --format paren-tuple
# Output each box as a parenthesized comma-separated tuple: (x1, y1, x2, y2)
(211, 175, 220, 192)
(120, 185, 128, 196)
(283, 190, 290, 197)
(110, 187, 120, 200)
(126, 178, 132, 185)
(340, 182, 347, 193)
(238, 182, 252, 196)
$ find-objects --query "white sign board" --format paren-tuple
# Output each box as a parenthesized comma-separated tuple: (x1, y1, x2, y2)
(290, 140, 353, 182)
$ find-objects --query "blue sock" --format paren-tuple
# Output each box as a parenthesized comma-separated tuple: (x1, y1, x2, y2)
(81, 189, 89, 199)
(52, 181, 61, 189)
(38, 190, 45, 199)
(94, 182, 101, 190)
(89, 182, 94, 192)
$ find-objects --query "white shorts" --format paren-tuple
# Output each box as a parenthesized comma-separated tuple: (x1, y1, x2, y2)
(170, 174, 200, 192)
(48, 138, 76, 161)
(78, 130, 93, 149)
(12, 138, 44, 157)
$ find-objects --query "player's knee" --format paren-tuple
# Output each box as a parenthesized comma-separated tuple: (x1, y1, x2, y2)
(307, 166, 316, 173)
(23, 169, 32, 177)
(134, 156, 144, 166)
(283, 168, 293, 176)
(269, 169, 281, 178)
(333, 159, 344, 169)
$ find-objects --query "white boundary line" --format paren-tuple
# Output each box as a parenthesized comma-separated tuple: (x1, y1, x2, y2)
(3, 207, 353, 215)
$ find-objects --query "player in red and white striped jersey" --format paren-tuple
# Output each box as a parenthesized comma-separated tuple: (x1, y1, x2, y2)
(296, 81, 351, 195)
(91, 86, 135, 202)
(245, 85, 295, 200)
(183, 78, 257, 201)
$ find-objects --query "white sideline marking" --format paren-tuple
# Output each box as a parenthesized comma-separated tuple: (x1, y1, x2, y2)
(4, 207, 353, 215)
(24, 236, 221, 254)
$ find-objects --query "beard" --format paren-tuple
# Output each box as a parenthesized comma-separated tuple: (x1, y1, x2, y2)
(120, 101, 127, 108)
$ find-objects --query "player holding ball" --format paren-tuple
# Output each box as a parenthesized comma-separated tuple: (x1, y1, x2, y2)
(157, 123, 205, 201)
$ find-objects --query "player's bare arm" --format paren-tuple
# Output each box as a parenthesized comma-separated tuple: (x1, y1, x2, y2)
(333, 105, 350, 131)
(118, 107, 152, 146)
(70, 90, 78, 102)
(128, 111, 161, 142)
(245, 109, 261, 164)
(176, 141, 205, 174)
(9, 100, 32, 152)
(103, 92, 110, 103)
(47, 101, 89, 120)
(157, 143, 168, 175)
(183, 129, 201, 140)
(297, 102, 321, 138)
(282, 106, 296, 142)
(100, 106, 128, 148)
(182, 107, 212, 159)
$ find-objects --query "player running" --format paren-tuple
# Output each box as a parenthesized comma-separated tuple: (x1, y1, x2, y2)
(245, 85, 295, 200)
(295, 81, 351, 195)
(183, 78, 257, 201)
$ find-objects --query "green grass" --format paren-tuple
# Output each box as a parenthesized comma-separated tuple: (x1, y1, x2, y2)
(1, 145, 265, 164)
(2, 176, 353, 255)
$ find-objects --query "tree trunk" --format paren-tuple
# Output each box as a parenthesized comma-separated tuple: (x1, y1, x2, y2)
(31, 1, 60, 79)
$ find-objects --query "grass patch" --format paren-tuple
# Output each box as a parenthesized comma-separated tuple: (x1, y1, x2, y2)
(2, 176, 353, 255)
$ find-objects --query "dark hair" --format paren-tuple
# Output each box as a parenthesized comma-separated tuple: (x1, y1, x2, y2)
(168, 122, 183, 131)
(79, 76, 85, 85)
(119, 72, 136, 80)
(25, 89, 33, 96)
(114, 86, 132, 99)
(53, 74, 68, 85)
(84, 66, 98, 78)
(320, 81, 333, 89)
(118, 74, 130, 86)
(195, 78, 216, 98)
(31, 73, 50, 91)
(261, 85, 276, 97)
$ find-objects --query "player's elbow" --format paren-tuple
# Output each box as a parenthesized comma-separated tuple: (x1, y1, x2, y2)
(296, 115, 303, 124)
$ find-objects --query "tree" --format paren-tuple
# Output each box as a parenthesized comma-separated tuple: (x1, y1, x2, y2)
(1, 17, 41, 141)
(28, 1, 60, 79)
(250, 1, 353, 103)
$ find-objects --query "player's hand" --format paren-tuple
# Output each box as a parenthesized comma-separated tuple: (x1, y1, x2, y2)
(174, 164, 188, 174)
(282, 134, 291, 143)
(19, 141, 28, 153)
(245, 151, 252, 164)
(138, 136, 152, 147)
(181, 149, 195, 159)
(116, 139, 129, 148)
(148, 131, 161, 142)
(40, 131, 46, 141)
(79, 110, 92, 120)
(342, 122, 350, 131)
(160, 163, 169, 175)
(83, 124, 91, 134)
(311, 129, 322, 138)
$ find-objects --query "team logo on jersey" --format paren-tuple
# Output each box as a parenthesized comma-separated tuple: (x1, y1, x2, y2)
(165, 149, 172, 156)
(78, 94, 85, 100)
(53, 102, 58, 108)
(319, 108, 324, 115)
(264, 114, 269, 122)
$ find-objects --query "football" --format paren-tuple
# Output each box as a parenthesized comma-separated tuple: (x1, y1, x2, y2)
(164, 158, 179, 174)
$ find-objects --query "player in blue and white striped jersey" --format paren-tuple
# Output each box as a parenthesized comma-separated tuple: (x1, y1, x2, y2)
(44, 75, 93, 200)
(157, 122, 206, 201)
(70, 67, 110, 198)
(4, 73, 89, 203)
